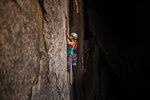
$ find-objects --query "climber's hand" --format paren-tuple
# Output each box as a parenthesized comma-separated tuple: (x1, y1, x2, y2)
(66, 32, 69, 38)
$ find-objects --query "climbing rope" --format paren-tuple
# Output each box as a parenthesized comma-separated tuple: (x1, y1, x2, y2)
(74, 0, 79, 14)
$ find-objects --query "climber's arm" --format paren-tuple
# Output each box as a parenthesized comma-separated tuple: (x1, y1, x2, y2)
(67, 38, 75, 46)
(66, 32, 70, 39)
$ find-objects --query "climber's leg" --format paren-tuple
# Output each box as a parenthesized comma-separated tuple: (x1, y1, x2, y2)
(70, 64, 73, 85)
(67, 56, 72, 85)
(67, 56, 72, 72)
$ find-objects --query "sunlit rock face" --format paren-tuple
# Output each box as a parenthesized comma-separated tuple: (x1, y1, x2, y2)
(0, 0, 69, 100)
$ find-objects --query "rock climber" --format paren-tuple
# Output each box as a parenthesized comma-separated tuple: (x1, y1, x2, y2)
(66, 32, 78, 84)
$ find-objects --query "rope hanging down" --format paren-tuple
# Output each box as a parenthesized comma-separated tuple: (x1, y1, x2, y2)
(74, 0, 79, 14)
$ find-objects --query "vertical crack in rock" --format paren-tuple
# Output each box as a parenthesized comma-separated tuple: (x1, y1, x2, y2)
(37, 0, 48, 22)
(0, 27, 3, 56)
(46, 62, 51, 84)
(33, 0, 48, 54)
(28, 87, 32, 100)
(30, 0, 47, 100)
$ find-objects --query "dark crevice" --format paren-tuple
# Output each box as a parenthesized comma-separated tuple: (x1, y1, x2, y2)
(13, 0, 21, 9)
(37, 0, 48, 22)
(46, 63, 51, 84)
(81, 0, 149, 100)
(32, 76, 39, 86)
(28, 87, 32, 100)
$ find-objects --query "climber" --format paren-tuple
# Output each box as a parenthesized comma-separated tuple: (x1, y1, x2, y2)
(66, 32, 78, 84)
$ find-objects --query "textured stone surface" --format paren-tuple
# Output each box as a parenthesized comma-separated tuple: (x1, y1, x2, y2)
(0, 0, 69, 100)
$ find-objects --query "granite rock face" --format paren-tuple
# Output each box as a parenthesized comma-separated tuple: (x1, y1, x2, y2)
(0, 0, 69, 100)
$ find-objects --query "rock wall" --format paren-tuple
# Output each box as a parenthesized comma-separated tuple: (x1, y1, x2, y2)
(0, 0, 69, 100)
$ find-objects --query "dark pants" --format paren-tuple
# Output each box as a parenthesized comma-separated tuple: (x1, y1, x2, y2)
(67, 56, 72, 72)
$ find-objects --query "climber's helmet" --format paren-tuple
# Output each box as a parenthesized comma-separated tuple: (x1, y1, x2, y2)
(71, 32, 78, 40)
